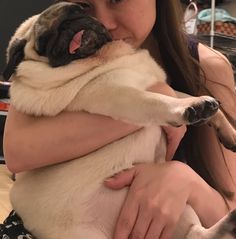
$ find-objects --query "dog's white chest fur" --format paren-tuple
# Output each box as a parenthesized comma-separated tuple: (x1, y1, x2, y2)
(12, 126, 165, 238)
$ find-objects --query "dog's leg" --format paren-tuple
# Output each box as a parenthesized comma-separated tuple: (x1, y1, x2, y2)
(174, 206, 236, 239)
(175, 90, 236, 152)
(208, 110, 236, 152)
(185, 209, 236, 239)
(70, 79, 219, 127)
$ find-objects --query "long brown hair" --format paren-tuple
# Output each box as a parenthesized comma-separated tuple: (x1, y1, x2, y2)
(153, 0, 235, 200)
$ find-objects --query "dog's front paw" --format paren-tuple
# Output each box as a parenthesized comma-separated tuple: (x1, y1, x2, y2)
(212, 209, 236, 239)
(184, 97, 219, 125)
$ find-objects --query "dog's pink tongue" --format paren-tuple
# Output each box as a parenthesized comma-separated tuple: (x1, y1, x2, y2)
(69, 30, 84, 54)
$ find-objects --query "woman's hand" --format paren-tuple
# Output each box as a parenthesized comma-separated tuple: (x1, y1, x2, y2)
(104, 161, 195, 239)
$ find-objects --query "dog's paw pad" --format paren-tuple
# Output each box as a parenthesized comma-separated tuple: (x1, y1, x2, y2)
(184, 99, 219, 124)
(203, 100, 219, 116)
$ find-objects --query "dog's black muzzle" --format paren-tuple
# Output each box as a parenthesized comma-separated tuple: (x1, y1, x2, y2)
(35, 2, 112, 67)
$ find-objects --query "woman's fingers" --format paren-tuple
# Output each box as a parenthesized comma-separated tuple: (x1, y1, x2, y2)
(129, 206, 152, 239)
(113, 194, 139, 239)
(144, 218, 164, 239)
(160, 226, 176, 239)
(104, 163, 189, 239)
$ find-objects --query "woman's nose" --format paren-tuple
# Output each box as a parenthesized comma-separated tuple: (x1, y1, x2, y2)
(95, 7, 118, 31)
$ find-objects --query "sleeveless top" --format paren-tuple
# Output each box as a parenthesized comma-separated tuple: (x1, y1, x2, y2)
(188, 37, 199, 62)
(169, 36, 199, 94)
(172, 37, 200, 161)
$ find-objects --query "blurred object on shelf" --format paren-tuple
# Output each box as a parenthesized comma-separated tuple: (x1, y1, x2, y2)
(197, 8, 236, 36)
(181, 0, 225, 8)
(197, 0, 225, 9)
(0, 99, 9, 113)
(198, 8, 236, 23)
(184, 1, 199, 35)
(181, 0, 236, 16)
(196, 6, 236, 80)
(0, 80, 10, 100)
(0, 81, 10, 115)
(197, 21, 236, 36)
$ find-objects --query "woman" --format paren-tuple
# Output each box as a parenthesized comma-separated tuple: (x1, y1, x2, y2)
(2, 0, 236, 238)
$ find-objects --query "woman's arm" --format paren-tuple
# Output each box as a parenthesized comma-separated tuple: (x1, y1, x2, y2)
(187, 148, 236, 227)
(198, 44, 236, 177)
(192, 44, 236, 224)
(199, 43, 236, 121)
(3, 82, 185, 173)
(3, 107, 138, 173)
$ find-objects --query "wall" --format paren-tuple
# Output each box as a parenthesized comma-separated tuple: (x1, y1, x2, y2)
(0, 0, 52, 77)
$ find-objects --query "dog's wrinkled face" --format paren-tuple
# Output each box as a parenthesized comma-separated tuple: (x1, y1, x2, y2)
(3, 2, 112, 80)
(35, 2, 112, 67)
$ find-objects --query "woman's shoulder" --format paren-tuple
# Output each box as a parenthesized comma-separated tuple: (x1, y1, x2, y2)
(198, 43, 232, 71)
(198, 43, 236, 122)
(198, 43, 235, 89)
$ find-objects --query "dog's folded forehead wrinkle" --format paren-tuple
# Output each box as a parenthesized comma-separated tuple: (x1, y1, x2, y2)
(34, 23, 47, 37)
(36, 2, 85, 33)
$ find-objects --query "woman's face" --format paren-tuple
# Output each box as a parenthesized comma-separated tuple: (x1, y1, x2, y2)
(68, 0, 157, 48)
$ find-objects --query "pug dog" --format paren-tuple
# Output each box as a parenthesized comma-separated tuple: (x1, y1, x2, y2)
(3, 2, 236, 239)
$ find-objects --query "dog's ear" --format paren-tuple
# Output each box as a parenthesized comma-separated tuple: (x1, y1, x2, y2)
(2, 39, 27, 81)
(36, 31, 53, 56)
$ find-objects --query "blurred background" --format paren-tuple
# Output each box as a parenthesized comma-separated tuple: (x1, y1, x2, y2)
(0, 0, 53, 76)
(0, 0, 52, 161)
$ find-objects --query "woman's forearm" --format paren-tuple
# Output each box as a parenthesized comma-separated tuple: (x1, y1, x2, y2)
(4, 106, 138, 173)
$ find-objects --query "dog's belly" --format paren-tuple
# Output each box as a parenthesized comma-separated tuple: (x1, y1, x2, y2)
(11, 126, 165, 239)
